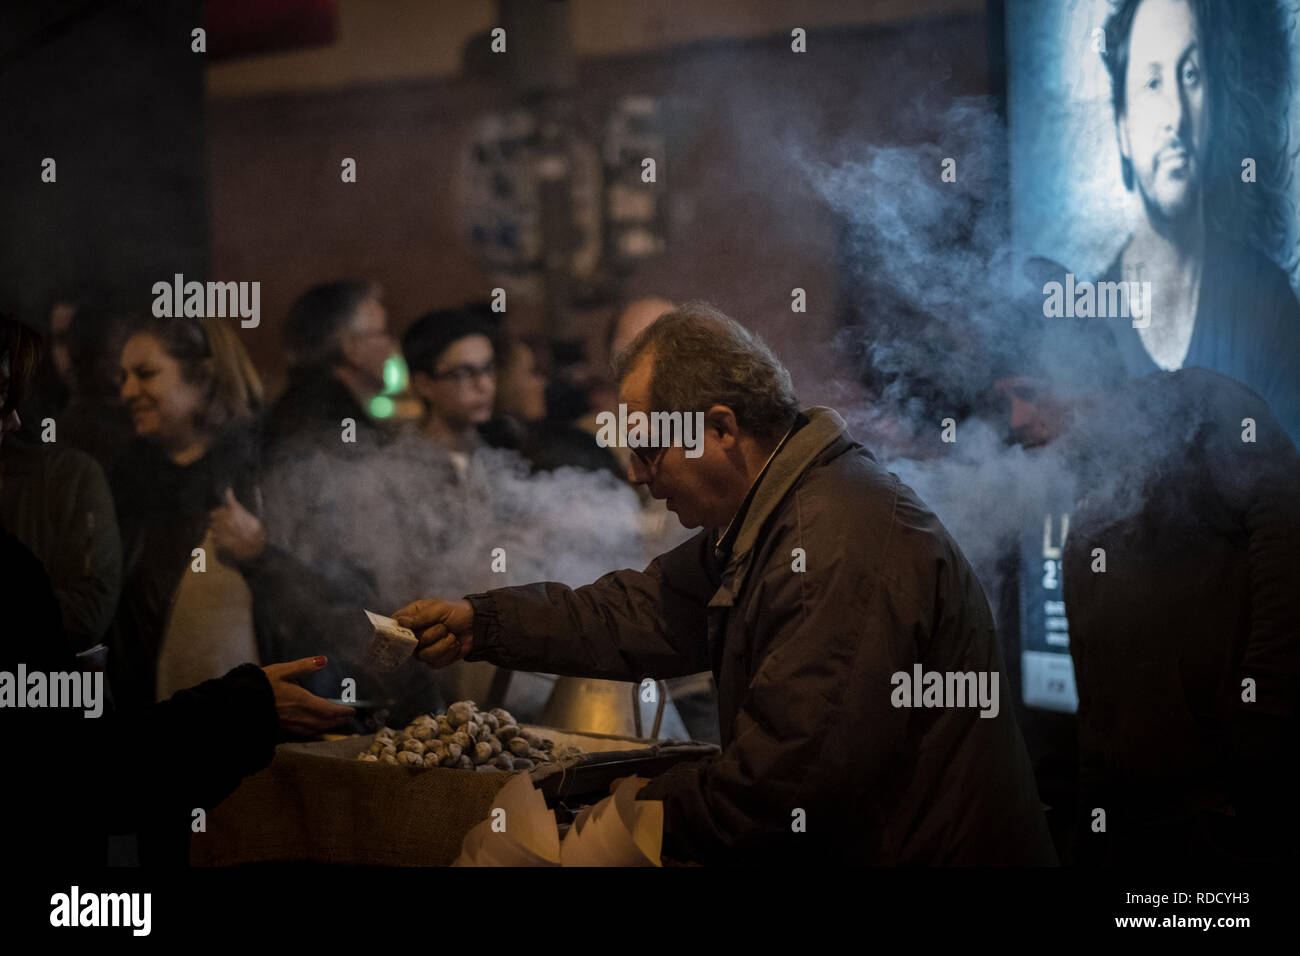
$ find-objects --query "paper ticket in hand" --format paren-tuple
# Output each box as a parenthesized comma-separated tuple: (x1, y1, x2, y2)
(363, 610, 418, 671)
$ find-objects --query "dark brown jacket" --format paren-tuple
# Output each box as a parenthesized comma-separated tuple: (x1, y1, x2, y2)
(466, 407, 1056, 864)
(1063, 368, 1300, 862)
(1, 527, 277, 868)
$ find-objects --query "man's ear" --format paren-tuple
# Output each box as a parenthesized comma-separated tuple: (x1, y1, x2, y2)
(706, 405, 740, 447)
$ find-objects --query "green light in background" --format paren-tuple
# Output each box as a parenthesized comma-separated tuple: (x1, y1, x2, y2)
(382, 354, 408, 395)
(368, 395, 396, 419)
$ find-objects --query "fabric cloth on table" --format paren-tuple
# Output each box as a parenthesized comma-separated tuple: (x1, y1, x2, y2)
(190, 737, 509, 866)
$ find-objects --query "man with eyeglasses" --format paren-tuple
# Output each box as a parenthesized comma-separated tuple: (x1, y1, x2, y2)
(263, 279, 399, 457)
(394, 302, 1056, 865)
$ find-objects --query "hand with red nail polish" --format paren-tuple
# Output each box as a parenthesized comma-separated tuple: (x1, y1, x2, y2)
(261, 656, 354, 736)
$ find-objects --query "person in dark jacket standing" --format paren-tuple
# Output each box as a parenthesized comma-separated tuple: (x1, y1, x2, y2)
(395, 303, 1056, 865)
(110, 316, 360, 712)
(262, 279, 398, 458)
(1062, 368, 1300, 865)
(1, 314, 353, 871)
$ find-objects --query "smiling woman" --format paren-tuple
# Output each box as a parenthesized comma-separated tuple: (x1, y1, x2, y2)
(119, 316, 263, 464)
(120, 333, 213, 463)
(110, 316, 274, 713)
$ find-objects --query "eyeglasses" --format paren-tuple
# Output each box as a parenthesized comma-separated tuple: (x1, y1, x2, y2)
(430, 360, 496, 385)
(630, 443, 667, 476)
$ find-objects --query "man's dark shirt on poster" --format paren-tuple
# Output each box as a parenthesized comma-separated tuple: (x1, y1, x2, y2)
(1099, 233, 1300, 443)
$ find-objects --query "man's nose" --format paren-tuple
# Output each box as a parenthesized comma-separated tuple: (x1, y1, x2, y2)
(120, 376, 137, 401)
(1175, 87, 1193, 140)
(1167, 82, 1187, 136)
(1, 409, 20, 434)
(627, 452, 649, 486)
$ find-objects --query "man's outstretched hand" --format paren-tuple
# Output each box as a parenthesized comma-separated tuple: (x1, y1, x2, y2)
(393, 598, 475, 669)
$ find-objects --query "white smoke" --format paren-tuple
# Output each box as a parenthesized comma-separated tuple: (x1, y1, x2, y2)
(261, 429, 649, 615)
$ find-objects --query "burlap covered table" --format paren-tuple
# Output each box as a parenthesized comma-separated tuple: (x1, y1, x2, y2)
(191, 727, 714, 866)
(191, 735, 508, 866)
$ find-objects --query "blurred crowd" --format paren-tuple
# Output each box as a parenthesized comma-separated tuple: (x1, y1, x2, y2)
(0, 284, 707, 738)
(3, 272, 1299, 868)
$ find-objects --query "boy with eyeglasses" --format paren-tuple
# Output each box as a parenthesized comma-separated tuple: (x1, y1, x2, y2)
(401, 305, 499, 478)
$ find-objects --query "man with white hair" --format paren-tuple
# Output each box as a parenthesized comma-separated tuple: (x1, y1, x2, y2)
(397, 303, 1056, 865)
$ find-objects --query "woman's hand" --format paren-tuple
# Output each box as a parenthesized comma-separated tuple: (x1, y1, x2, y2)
(392, 598, 475, 669)
(262, 656, 355, 736)
(210, 487, 267, 564)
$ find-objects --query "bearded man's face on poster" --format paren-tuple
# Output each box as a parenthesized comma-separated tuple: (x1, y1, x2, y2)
(1115, 0, 1212, 229)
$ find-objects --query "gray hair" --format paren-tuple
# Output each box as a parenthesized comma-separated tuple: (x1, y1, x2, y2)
(613, 301, 800, 439)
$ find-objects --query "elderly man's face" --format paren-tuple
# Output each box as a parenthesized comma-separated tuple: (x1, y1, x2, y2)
(620, 352, 736, 530)
(340, 297, 396, 390)
(1118, 0, 1209, 226)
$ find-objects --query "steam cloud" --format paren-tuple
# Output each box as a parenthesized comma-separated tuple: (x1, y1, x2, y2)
(261, 432, 650, 616)
(791, 97, 1189, 598)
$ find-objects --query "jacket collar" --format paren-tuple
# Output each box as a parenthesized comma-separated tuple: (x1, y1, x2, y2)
(708, 406, 850, 607)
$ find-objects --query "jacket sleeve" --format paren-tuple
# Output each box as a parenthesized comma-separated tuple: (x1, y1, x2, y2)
(1234, 457, 1300, 720)
(1207, 384, 1300, 831)
(240, 542, 380, 704)
(242, 455, 383, 700)
(241, 543, 376, 657)
(637, 489, 917, 864)
(4, 530, 277, 842)
(89, 664, 279, 833)
(44, 451, 122, 651)
(463, 529, 716, 680)
(1203, 382, 1300, 720)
